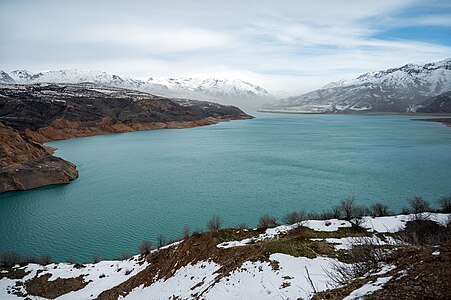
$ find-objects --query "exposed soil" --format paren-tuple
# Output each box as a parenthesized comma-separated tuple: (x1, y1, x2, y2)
(370, 241, 451, 299)
(0, 267, 29, 280)
(23, 273, 87, 299)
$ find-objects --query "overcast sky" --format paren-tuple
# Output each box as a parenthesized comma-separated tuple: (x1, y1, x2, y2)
(1, 0, 450, 95)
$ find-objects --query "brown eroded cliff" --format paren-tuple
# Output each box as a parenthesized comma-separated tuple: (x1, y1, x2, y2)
(0, 122, 78, 193)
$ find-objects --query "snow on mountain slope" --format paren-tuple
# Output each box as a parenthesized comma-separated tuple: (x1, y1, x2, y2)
(148, 77, 270, 98)
(0, 69, 273, 111)
(147, 77, 273, 111)
(261, 58, 451, 113)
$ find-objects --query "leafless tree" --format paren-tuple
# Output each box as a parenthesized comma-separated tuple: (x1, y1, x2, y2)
(283, 210, 306, 224)
(371, 202, 390, 217)
(340, 196, 357, 220)
(258, 214, 277, 229)
(183, 225, 191, 238)
(207, 214, 223, 231)
(38, 254, 52, 265)
(325, 237, 386, 285)
(157, 234, 166, 248)
(92, 253, 101, 263)
(138, 240, 152, 256)
(408, 196, 431, 220)
(438, 195, 451, 213)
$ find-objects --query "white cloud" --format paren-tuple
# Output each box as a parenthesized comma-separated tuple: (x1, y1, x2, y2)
(1, 0, 450, 96)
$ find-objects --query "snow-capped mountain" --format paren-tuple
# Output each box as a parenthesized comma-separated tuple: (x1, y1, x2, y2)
(0, 71, 14, 83)
(0, 69, 273, 111)
(6, 69, 168, 91)
(261, 58, 451, 113)
(147, 77, 273, 110)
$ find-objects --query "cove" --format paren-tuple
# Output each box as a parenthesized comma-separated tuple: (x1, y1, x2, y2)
(1, 113, 450, 262)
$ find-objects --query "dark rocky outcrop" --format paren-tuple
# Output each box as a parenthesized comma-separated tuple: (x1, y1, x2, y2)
(0, 83, 252, 193)
(417, 91, 451, 113)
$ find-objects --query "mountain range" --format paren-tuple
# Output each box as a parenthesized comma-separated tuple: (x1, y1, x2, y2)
(0, 69, 273, 111)
(261, 58, 451, 113)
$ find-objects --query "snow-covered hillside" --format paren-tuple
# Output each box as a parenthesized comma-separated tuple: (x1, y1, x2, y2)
(0, 69, 273, 111)
(261, 58, 451, 113)
(1, 213, 449, 299)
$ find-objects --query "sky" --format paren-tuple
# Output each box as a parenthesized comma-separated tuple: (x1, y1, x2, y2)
(1, 0, 450, 95)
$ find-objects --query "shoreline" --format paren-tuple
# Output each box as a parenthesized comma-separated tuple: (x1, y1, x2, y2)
(413, 118, 451, 127)
(33, 114, 254, 144)
(257, 109, 451, 116)
(0, 115, 253, 194)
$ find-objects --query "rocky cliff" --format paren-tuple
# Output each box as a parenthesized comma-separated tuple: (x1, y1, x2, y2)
(0, 83, 252, 193)
(0, 122, 78, 193)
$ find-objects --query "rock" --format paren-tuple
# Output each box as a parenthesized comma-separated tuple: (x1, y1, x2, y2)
(0, 123, 78, 193)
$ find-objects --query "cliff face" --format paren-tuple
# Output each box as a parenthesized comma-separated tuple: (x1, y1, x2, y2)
(0, 122, 78, 193)
(0, 83, 251, 142)
(0, 83, 252, 193)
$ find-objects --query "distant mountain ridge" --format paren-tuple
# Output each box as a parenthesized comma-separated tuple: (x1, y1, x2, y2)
(0, 69, 273, 110)
(261, 58, 451, 113)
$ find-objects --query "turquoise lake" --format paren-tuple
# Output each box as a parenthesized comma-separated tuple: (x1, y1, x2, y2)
(1, 113, 450, 262)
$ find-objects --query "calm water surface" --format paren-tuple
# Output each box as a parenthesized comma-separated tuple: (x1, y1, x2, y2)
(1, 113, 450, 262)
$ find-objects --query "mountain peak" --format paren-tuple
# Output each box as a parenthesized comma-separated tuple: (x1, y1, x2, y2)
(262, 58, 451, 114)
(323, 58, 451, 89)
(0, 69, 273, 110)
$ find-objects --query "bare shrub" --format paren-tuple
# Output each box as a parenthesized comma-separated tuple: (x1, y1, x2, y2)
(325, 237, 386, 285)
(183, 225, 191, 238)
(92, 254, 101, 264)
(401, 207, 410, 215)
(66, 258, 76, 264)
(115, 251, 132, 261)
(371, 202, 390, 217)
(38, 254, 52, 265)
(138, 240, 152, 256)
(320, 211, 335, 220)
(350, 205, 369, 228)
(397, 220, 450, 245)
(307, 212, 322, 220)
(258, 214, 278, 229)
(0, 252, 40, 267)
(207, 214, 223, 231)
(408, 196, 431, 221)
(331, 206, 342, 219)
(237, 223, 247, 229)
(191, 230, 202, 237)
(340, 196, 357, 220)
(0, 252, 19, 267)
(438, 195, 451, 213)
(283, 211, 306, 224)
(157, 234, 166, 248)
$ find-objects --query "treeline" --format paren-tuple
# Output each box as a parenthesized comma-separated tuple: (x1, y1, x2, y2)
(258, 195, 451, 229)
(1, 195, 450, 267)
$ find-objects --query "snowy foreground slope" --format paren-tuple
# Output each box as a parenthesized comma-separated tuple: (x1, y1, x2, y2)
(1, 213, 449, 300)
(261, 58, 451, 113)
(0, 69, 273, 110)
